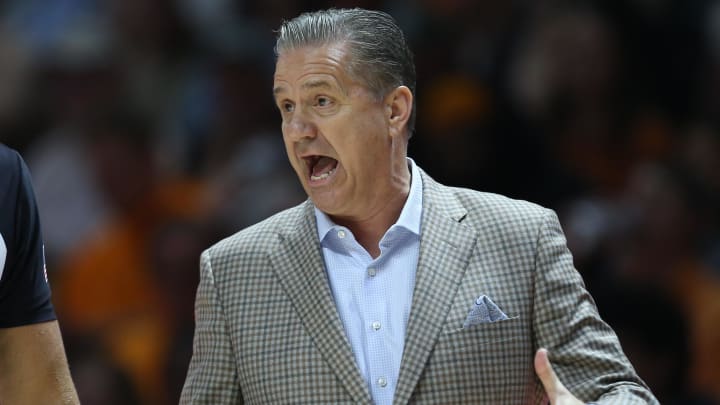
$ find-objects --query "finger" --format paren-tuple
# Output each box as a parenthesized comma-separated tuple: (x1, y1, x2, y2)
(534, 348, 560, 399)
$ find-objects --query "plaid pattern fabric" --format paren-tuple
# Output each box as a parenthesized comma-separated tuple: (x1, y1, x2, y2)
(180, 168, 658, 404)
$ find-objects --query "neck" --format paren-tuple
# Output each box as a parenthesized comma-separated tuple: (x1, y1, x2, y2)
(332, 159, 411, 259)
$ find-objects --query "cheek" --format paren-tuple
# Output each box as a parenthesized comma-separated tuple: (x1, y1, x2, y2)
(344, 117, 386, 153)
(281, 138, 301, 169)
(281, 130, 294, 154)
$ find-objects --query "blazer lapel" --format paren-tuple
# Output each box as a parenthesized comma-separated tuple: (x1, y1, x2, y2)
(269, 201, 372, 404)
(394, 172, 478, 405)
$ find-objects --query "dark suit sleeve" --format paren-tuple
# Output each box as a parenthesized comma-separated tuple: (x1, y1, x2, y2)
(532, 210, 658, 404)
(180, 250, 243, 404)
(0, 149, 56, 328)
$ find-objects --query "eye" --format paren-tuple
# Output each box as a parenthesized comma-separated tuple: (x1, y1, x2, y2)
(315, 96, 332, 107)
(281, 101, 294, 113)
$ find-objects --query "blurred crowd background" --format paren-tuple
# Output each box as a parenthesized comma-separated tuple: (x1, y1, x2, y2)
(1, 0, 719, 403)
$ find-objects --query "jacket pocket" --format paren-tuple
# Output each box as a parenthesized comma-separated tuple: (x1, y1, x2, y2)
(442, 316, 522, 345)
(418, 316, 533, 402)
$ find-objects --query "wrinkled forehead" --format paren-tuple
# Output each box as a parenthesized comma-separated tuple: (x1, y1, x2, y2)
(273, 41, 384, 102)
(275, 41, 351, 70)
(273, 43, 354, 86)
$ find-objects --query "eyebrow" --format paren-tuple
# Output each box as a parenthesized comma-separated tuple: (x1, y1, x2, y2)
(273, 79, 336, 99)
(272, 86, 287, 99)
(301, 79, 333, 91)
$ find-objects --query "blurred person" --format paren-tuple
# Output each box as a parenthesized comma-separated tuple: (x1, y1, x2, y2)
(0, 143, 79, 404)
(53, 111, 208, 404)
(201, 57, 305, 233)
(411, 74, 494, 190)
(147, 219, 213, 403)
(610, 163, 720, 401)
(22, 27, 118, 262)
(25, 130, 112, 263)
(598, 284, 716, 404)
(66, 334, 142, 405)
(680, 125, 720, 277)
(507, 4, 633, 202)
(181, 8, 656, 404)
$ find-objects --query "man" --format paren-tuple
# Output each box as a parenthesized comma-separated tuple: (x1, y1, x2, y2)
(0, 144, 79, 404)
(181, 8, 657, 404)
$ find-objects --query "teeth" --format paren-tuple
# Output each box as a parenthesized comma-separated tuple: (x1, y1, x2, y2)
(310, 167, 336, 181)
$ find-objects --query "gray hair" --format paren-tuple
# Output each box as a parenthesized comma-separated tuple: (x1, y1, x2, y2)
(275, 8, 417, 135)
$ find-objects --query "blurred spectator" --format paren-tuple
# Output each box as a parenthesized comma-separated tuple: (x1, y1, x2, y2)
(634, 164, 720, 400)
(597, 285, 714, 404)
(68, 334, 142, 405)
(53, 111, 209, 404)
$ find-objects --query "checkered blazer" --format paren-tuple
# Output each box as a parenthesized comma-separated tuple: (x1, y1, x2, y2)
(180, 168, 657, 404)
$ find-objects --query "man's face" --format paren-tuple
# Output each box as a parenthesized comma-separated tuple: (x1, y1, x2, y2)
(273, 43, 396, 220)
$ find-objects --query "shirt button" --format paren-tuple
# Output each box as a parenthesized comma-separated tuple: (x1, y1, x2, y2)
(372, 321, 381, 331)
(377, 377, 387, 387)
(367, 267, 377, 277)
(337, 230, 346, 239)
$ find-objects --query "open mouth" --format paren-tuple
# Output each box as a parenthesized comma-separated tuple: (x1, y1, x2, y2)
(305, 155, 339, 182)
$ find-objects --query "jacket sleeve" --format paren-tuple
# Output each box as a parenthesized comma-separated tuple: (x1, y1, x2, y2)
(180, 250, 243, 404)
(532, 209, 658, 404)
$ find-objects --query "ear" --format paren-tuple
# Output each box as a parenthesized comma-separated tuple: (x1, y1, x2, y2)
(385, 86, 413, 138)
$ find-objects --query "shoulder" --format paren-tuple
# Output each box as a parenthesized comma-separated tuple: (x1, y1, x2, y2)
(422, 172, 555, 242)
(0, 145, 27, 226)
(422, 168, 552, 225)
(460, 187, 551, 236)
(0, 143, 18, 162)
(0, 145, 35, 206)
(453, 186, 550, 223)
(0, 145, 38, 218)
(0, 144, 23, 184)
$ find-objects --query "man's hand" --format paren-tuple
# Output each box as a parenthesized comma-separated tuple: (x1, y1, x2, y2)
(535, 348, 583, 405)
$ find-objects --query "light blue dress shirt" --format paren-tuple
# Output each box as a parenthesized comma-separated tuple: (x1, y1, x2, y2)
(315, 159, 423, 405)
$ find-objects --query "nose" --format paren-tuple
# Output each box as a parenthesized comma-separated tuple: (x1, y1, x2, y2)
(283, 109, 317, 142)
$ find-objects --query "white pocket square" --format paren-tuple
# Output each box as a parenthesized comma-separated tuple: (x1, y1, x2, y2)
(463, 295, 510, 328)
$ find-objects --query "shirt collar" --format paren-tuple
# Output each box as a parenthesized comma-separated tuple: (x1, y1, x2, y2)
(315, 158, 423, 242)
